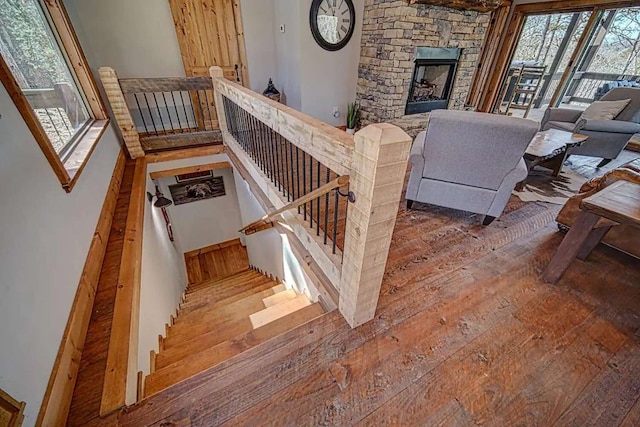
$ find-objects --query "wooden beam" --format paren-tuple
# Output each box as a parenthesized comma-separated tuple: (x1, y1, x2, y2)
(339, 124, 412, 328)
(118, 77, 213, 94)
(515, 0, 638, 14)
(149, 161, 231, 180)
(144, 145, 225, 163)
(36, 149, 126, 427)
(100, 157, 147, 415)
(140, 131, 222, 152)
(210, 66, 353, 177)
(409, 0, 503, 12)
(99, 67, 145, 159)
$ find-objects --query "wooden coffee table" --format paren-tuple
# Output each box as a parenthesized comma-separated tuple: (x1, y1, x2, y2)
(542, 180, 640, 284)
(516, 129, 588, 191)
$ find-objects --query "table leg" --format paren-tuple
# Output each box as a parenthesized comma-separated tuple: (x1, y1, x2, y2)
(576, 225, 612, 260)
(548, 150, 568, 177)
(542, 211, 601, 284)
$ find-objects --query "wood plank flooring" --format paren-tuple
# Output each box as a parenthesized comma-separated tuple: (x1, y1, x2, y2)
(71, 165, 640, 426)
(67, 159, 136, 427)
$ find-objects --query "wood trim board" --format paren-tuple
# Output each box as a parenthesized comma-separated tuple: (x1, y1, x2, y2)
(149, 162, 231, 180)
(36, 149, 127, 427)
(100, 157, 147, 415)
(1, 388, 26, 427)
(144, 145, 225, 163)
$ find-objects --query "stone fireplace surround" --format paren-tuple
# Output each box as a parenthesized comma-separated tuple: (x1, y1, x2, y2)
(356, 0, 491, 128)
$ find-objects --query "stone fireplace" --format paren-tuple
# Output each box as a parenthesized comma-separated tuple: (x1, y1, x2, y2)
(356, 1, 491, 126)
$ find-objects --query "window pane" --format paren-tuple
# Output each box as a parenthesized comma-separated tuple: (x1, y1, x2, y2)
(0, 0, 91, 153)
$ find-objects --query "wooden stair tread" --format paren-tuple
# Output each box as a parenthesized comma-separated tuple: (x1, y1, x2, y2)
(184, 275, 274, 303)
(181, 277, 277, 309)
(249, 294, 312, 329)
(186, 269, 257, 294)
(145, 303, 325, 397)
(262, 289, 297, 308)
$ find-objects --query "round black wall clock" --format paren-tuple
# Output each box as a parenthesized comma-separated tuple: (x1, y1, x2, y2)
(309, 0, 356, 51)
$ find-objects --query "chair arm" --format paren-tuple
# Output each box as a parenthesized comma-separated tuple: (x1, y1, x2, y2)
(543, 108, 583, 125)
(409, 131, 426, 164)
(581, 120, 640, 135)
(406, 132, 426, 202)
(487, 159, 528, 218)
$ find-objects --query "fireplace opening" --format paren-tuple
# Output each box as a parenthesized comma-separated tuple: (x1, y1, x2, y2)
(406, 47, 461, 115)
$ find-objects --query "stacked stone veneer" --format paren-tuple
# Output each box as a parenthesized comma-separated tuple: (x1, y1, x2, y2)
(356, 0, 491, 125)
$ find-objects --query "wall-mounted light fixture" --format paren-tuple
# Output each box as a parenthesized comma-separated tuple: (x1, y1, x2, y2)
(147, 185, 173, 208)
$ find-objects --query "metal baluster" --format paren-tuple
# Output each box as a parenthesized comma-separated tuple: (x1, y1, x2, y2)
(134, 94, 150, 134)
(142, 93, 159, 135)
(269, 128, 277, 184)
(55, 107, 73, 134)
(162, 92, 175, 133)
(43, 108, 64, 142)
(289, 141, 295, 204)
(152, 93, 168, 133)
(253, 117, 263, 170)
(283, 137, 290, 202)
(296, 147, 301, 214)
(317, 160, 321, 236)
(309, 156, 314, 228)
(324, 167, 330, 245)
(302, 151, 307, 220)
(274, 129, 282, 191)
(333, 189, 339, 255)
(170, 92, 184, 133)
(179, 91, 191, 130)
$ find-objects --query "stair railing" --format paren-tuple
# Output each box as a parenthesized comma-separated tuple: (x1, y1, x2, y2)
(210, 66, 412, 328)
(240, 175, 350, 235)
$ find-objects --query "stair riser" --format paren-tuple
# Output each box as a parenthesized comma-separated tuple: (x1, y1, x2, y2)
(184, 276, 272, 303)
(180, 281, 275, 311)
(163, 317, 253, 350)
(186, 271, 259, 295)
(145, 304, 325, 397)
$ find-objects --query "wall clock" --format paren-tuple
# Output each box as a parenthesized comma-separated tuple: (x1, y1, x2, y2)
(309, 0, 356, 51)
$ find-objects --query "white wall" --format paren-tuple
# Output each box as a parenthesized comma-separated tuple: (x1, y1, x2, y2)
(136, 175, 188, 401)
(157, 167, 243, 252)
(0, 84, 121, 425)
(241, 0, 280, 92)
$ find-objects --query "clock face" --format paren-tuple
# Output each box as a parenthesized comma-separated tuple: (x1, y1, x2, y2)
(310, 0, 355, 51)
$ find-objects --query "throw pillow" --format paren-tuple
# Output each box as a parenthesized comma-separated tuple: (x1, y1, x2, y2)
(580, 99, 631, 121)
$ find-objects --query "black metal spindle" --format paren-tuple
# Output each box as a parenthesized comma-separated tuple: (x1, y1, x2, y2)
(55, 107, 73, 134)
(283, 138, 290, 202)
(162, 92, 175, 132)
(309, 156, 314, 228)
(252, 116, 262, 170)
(169, 92, 184, 133)
(302, 151, 307, 220)
(333, 189, 339, 254)
(142, 93, 159, 135)
(324, 167, 330, 245)
(179, 91, 191, 130)
(134, 94, 150, 134)
(152, 93, 168, 133)
(273, 129, 282, 191)
(269, 128, 276, 183)
(289, 142, 295, 204)
(317, 161, 321, 236)
(296, 147, 301, 214)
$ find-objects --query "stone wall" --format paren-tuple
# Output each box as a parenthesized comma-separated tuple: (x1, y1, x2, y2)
(356, 0, 490, 125)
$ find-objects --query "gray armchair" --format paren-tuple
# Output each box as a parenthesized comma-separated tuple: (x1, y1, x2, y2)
(541, 87, 640, 167)
(406, 110, 539, 225)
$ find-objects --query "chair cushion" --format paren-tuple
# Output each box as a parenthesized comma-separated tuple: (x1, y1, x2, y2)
(580, 99, 631, 121)
(544, 121, 575, 132)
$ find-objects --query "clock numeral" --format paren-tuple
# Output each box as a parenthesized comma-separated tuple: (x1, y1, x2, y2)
(332, 0, 337, 7)
(339, 0, 344, 9)
(341, 8, 349, 15)
(340, 25, 348, 34)
(343, 18, 350, 24)
(319, 5, 327, 13)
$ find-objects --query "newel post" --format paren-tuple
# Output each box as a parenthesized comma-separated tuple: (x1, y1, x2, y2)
(339, 123, 412, 328)
(98, 67, 144, 158)
(209, 66, 229, 134)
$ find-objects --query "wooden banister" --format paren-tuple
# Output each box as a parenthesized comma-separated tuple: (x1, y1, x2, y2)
(240, 175, 350, 235)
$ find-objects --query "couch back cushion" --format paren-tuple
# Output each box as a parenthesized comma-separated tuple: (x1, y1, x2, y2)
(601, 87, 640, 122)
(421, 110, 538, 190)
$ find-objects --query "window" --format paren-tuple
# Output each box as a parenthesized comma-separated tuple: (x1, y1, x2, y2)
(0, 0, 109, 192)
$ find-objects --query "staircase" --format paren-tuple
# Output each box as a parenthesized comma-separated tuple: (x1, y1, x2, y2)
(144, 267, 324, 397)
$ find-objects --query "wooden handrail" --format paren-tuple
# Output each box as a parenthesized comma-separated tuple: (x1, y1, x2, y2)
(240, 175, 350, 235)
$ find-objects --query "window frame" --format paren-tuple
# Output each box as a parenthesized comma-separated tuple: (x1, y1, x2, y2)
(0, 0, 109, 193)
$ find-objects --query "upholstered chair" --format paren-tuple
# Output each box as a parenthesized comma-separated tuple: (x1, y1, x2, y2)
(406, 110, 539, 225)
(541, 87, 640, 167)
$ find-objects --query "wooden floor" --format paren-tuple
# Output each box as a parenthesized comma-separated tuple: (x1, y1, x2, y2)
(184, 238, 249, 285)
(82, 186, 639, 426)
(67, 159, 136, 427)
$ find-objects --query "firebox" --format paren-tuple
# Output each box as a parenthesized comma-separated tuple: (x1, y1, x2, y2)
(405, 47, 461, 115)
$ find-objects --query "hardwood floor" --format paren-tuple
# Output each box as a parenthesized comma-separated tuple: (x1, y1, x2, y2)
(67, 159, 136, 427)
(71, 164, 640, 426)
(104, 190, 640, 426)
